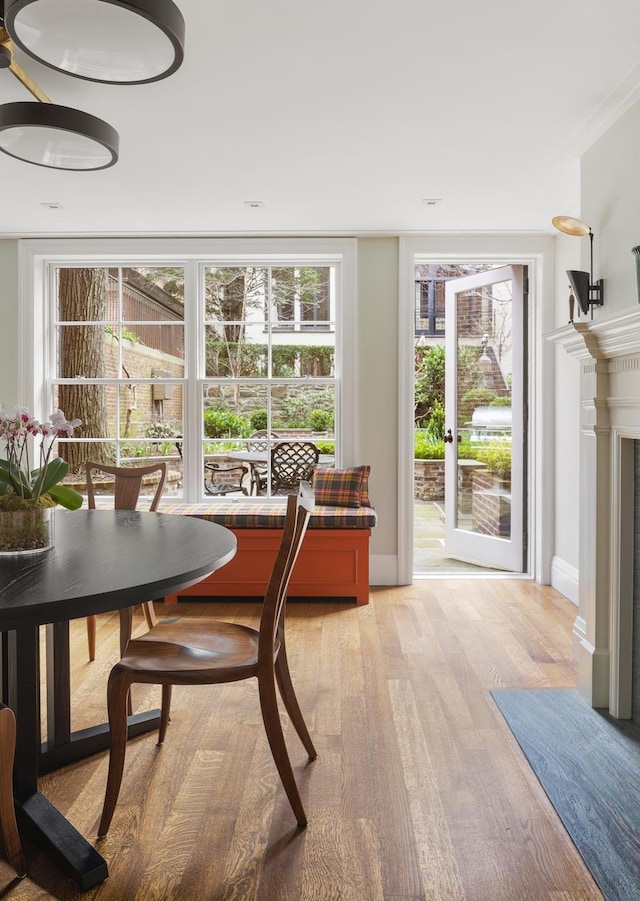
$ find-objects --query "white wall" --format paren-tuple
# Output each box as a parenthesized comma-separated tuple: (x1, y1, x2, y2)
(582, 101, 640, 313)
(0, 240, 20, 406)
(357, 238, 399, 582)
(551, 233, 581, 602)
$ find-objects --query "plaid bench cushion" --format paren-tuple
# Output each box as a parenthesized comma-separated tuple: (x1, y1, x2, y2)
(159, 500, 377, 529)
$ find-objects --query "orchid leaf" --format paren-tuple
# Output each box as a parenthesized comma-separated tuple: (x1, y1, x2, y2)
(0, 459, 33, 497)
(34, 457, 69, 496)
(47, 483, 83, 510)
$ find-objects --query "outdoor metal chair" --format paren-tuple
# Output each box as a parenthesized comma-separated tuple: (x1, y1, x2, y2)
(270, 441, 319, 495)
(204, 461, 249, 496)
(247, 429, 280, 494)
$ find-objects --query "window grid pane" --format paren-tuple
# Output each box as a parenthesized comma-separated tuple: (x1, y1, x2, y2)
(49, 259, 338, 501)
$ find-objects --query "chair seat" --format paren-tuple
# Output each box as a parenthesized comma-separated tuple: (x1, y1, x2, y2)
(118, 619, 265, 681)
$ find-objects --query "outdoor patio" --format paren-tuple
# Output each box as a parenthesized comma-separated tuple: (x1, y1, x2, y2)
(413, 499, 495, 575)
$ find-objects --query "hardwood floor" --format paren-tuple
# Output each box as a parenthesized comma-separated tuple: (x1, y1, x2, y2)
(0, 583, 603, 900)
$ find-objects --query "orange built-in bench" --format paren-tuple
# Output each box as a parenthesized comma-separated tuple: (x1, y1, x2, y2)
(160, 500, 377, 606)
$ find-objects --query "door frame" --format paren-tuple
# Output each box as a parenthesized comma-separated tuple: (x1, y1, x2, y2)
(397, 235, 556, 585)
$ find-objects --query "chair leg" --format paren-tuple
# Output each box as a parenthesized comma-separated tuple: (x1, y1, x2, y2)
(87, 615, 97, 662)
(275, 648, 317, 760)
(0, 705, 26, 877)
(158, 684, 172, 745)
(141, 601, 157, 630)
(118, 608, 135, 717)
(98, 669, 133, 838)
(258, 671, 308, 827)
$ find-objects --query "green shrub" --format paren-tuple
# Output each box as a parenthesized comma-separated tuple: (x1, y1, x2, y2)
(308, 408, 333, 432)
(315, 441, 335, 455)
(203, 407, 250, 438)
(249, 409, 268, 431)
(425, 399, 445, 440)
(414, 432, 476, 461)
(279, 388, 334, 429)
(415, 432, 445, 460)
(490, 395, 512, 406)
(474, 445, 511, 478)
(143, 420, 180, 439)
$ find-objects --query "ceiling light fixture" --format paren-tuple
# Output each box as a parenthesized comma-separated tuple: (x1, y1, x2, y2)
(2, 0, 185, 84)
(0, 28, 118, 169)
(552, 215, 604, 318)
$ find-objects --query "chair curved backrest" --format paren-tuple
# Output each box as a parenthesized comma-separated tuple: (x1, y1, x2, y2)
(85, 462, 167, 512)
(84, 461, 168, 662)
(248, 429, 280, 452)
(270, 442, 319, 494)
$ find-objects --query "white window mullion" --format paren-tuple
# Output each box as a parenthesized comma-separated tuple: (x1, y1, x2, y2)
(183, 260, 200, 503)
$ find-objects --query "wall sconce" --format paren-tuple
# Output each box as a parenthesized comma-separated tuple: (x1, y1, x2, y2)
(552, 216, 604, 318)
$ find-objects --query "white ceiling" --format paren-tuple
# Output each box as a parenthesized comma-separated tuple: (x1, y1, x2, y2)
(1, 0, 640, 237)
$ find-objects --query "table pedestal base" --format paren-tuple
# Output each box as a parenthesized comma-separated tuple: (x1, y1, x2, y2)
(17, 792, 108, 891)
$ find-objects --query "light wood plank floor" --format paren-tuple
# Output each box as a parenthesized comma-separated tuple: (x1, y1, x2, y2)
(0, 582, 603, 900)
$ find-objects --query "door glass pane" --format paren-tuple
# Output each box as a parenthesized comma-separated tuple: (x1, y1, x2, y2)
(456, 279, 513, 538)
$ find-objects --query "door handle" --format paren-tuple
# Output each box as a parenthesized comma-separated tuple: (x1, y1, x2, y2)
(444, 428, 453, 443)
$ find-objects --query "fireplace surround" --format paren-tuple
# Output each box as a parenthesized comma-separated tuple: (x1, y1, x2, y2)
(549, 308, 640, 719)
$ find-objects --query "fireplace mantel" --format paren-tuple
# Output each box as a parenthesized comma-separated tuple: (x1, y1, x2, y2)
(547, 305, 640, 716)
(547, 307, 640, 361)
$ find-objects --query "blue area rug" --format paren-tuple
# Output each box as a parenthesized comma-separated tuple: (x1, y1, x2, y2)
(492, 689, 640, 901)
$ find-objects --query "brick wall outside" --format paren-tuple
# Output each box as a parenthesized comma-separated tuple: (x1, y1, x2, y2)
(471, 469, 511, 536)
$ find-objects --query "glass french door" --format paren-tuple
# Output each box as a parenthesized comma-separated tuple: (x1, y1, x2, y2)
(444, 265, 525, 571)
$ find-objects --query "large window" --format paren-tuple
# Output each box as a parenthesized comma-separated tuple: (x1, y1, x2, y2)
(35, 240, 355, 502)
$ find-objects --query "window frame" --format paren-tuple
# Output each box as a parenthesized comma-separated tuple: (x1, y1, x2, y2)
(20, 237, 358, 503)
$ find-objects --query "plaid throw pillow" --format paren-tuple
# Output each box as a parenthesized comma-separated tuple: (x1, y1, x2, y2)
(358, 464, 371, 506)
(313, 466, 370, 508)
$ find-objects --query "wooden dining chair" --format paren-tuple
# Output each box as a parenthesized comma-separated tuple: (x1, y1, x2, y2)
(85, 461, 167, 662)
(98, 481, 317, 838)
(0, 704, 26, 877)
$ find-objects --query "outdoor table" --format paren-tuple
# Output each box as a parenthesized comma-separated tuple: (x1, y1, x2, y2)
(0, 509, 236, 890)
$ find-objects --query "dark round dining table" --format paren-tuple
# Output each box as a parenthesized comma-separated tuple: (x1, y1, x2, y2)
(0, 509, 237, 889)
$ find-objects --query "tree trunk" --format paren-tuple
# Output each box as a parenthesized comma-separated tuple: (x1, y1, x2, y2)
(57, 269, 113, 472)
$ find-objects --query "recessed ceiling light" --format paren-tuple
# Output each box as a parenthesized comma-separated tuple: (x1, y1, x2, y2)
(244, 200, 265, 209)
(421, 198, 442, 206)
(41, 201, 62, 209)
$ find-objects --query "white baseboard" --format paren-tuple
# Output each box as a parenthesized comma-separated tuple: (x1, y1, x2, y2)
(551, 556, 579, 605)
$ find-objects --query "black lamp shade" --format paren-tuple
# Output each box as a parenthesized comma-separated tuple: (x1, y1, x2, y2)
(0, 101, 119, 169)
(567, 270, 590, 316)
(4, 0, 185, 84)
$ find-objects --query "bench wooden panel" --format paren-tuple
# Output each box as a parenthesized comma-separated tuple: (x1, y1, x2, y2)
(163, 527, 371, 606)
